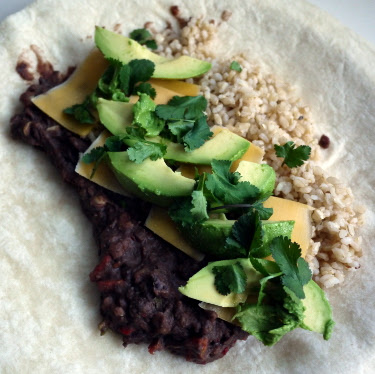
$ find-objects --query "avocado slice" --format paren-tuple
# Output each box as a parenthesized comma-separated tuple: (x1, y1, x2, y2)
(301, 280, 335, 339)
(178, 219, 295, 259)
(95, 27, 211, 79)
(164, 128, 250, 164)
(107, 151, 195, 207)
(179, 258, 263, 307)
(97, 98, 133, 135)
(236, 160, 276, 199)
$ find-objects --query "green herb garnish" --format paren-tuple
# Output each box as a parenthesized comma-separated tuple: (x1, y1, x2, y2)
(63, 97, 95, 124)
(274, 141, 311, 168)
(129, 28, 157, 50)
(230, 61, 242, 72)
(269, 236, 311, 299)
(212, 262, 247, 295)
(155, 95, 213, 151)
(133, 93, 164, 136)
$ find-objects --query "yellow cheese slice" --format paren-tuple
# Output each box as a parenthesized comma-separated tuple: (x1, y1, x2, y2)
(230, 143, 264, 170)
(263, 196, 313, 258)
(75, 131, 131, 196)
(199, 302, 238, 324)
(33, 49, 109, 137)
(150, 79, 200, 97)
(145, 206, 205, 261)
(32, 49, 200, 137)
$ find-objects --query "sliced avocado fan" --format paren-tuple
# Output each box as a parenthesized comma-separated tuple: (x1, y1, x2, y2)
(95, 27, 212, 79)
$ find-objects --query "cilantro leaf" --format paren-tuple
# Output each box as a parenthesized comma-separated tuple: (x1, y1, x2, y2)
(205, 160, 261, 205)
(118, 64, 131, 94)
(249, 256, 281, 276)
(234, 287, 304, 346)
(132, 93, 165, 136)
(212, 262, 247, 295)
(190, 174, 209, 222)
(145, 40, 158, 50)
(129, 28, 157, 50)
(105, 136, 125, 151)
(269, 236, 312, 299)
(156, 95, 207, 121)
(63, 97, 95, 124)
(128, 59, 155, 89)
(249, 222, 269, 258)
(228, 210, 260, 250)
(168, 198, 196, 227)
(182, 116, 213, 151)
(258, 273, 283, 306)
(81, 146, 107, 179)
(82, 147, 106, 164)
(230, 61, 242, 72)
(190, 190, 209, 222)
(167, 120, 194, 143)
(111, 90, 129, 102)
(274, 141, 311, 168)
(224, 237, 248, 257)
(127, 141, 166, 163)
(97, 59, 155, 99)
(251, 201, 273, 220)
(134, 82, 156, 99)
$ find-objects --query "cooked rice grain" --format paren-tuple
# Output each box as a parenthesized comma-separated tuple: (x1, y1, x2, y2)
(156, 18, 364, 288)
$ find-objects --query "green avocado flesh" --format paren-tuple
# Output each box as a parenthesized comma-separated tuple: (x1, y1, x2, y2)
(164, 129, 250, 164)
(95, 27, 211, 79)
(97, 98, 133, 135)
(236, 160, 276, 199)
(179, 219, 295, 259)
(107, 151, 195, 207)
(301, 280, 335, 339)
(179, 258, 263, 307)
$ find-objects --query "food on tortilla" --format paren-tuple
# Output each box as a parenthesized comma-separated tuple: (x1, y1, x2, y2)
(2, 1, 374, 372)
(9, 19, 337, 359)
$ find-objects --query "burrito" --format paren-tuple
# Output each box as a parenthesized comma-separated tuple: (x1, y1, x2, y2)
(1, 0, 375, 373)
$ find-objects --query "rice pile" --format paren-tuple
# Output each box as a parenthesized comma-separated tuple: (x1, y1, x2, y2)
(152, 13, 365, 288)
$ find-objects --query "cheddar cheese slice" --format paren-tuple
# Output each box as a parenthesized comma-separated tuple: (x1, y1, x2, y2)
(75, 131, 130, 196)
(33, 49, 108, 136)
(263, 196, 313, 257)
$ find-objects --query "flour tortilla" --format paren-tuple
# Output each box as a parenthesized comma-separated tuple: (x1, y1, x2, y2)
(1, 0, 374, 373)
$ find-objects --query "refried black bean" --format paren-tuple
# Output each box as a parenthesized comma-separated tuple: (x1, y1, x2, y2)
(10, 69, 248, 364)
(319, 134, 330, 149)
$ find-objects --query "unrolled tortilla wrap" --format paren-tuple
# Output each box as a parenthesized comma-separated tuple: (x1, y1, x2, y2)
(1, 0, 374, 372)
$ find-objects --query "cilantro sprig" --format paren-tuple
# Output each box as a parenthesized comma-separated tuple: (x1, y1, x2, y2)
(81, 136, 123, 178)
(274, 141, 311, 168)
(129, 28, 157, 50)
(269, 236, 311, 299)
(63, 96, 96, 124)
(230, 61, 242, 72)
(212, 262, 247, 295)
(208, 235, 313, 346)
(156, 95, 213, 151)
(169, 160, 263, 229)
(64, 58, 156, 124)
